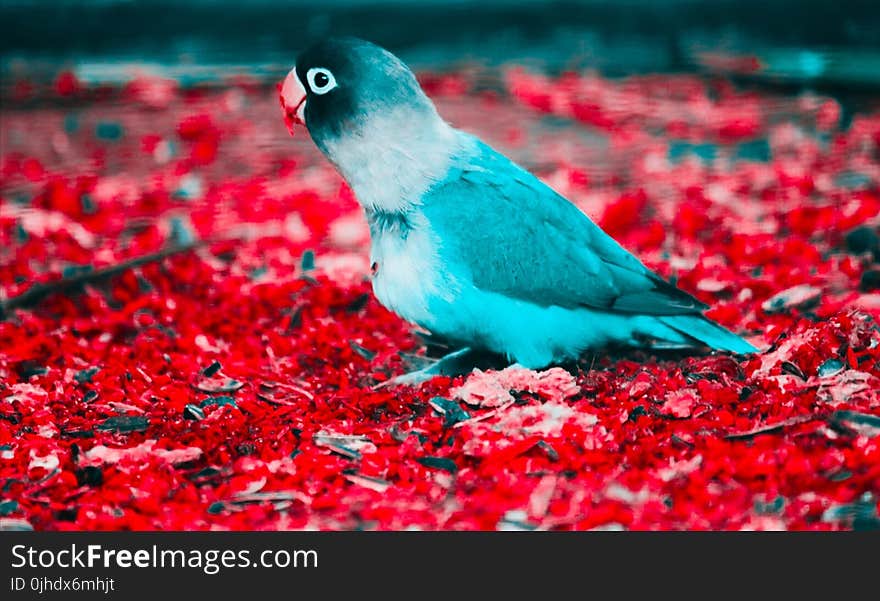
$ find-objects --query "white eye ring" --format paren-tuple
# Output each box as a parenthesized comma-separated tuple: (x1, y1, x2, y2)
(306, 67, 337, 95)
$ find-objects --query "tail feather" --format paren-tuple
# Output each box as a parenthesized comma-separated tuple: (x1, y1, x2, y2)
(658, 315, 757, 354)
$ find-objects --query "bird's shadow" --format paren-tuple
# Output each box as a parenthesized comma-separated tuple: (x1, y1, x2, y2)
(410, 330, 716, 379)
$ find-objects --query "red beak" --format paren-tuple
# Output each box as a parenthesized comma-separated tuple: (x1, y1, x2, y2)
(279, 67, 307, 136)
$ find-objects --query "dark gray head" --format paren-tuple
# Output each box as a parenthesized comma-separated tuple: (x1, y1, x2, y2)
(281, 37, 436, 147)
(280, 37, 463, 213)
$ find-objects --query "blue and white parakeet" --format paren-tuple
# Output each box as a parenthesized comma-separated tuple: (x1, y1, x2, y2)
(279, 38, 757, 384)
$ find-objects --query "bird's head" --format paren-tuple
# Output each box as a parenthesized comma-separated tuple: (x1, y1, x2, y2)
(278, 37, 460, 212)
(280, 37, 437, 144)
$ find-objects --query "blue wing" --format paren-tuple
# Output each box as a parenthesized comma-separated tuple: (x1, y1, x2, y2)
(421, 137, 708, 316)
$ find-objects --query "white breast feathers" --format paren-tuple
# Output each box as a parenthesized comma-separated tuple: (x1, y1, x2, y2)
(369, 213, 458, 328)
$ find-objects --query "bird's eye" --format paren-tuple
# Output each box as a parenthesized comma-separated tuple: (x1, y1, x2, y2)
(306, 67, 337, 95)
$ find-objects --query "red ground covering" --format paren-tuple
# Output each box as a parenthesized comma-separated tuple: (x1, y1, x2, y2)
(1, 68, 879, 530)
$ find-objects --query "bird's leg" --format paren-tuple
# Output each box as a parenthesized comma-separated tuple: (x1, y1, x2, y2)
(376, 347, 504, 388)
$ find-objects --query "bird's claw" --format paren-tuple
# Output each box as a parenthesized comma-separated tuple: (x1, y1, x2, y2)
(375, 347, 499, 389)
(373, 369, 438, 389)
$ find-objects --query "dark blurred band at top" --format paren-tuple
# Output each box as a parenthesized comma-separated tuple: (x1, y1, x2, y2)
(2, 0, 880, 92)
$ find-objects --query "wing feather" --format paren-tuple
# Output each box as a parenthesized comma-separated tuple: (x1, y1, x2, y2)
(421, 140, 707, 316)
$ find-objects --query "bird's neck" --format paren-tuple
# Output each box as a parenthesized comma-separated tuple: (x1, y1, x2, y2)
(365, 205, 415, 239)
(317, 107, 461, 213)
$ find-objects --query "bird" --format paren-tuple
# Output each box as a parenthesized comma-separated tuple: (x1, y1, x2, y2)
(279, 37, 757, 384)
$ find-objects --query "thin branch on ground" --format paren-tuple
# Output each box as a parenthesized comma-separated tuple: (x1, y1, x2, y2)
(1, 241, 206, 318)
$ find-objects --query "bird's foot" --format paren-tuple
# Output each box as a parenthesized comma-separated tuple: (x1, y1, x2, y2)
(374, 347, 504, 389)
